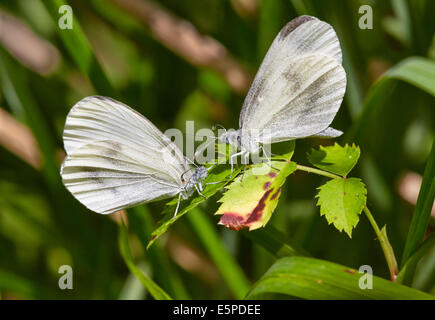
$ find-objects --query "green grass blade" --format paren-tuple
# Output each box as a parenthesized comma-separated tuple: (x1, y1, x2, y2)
(401, 140, 435, 265)
(128, 206, 190, 299)
(246, 256, 435, 300)
(118, 220, 172, 300)
(0, 48, 58, 188)
(43, 0, 115, 96)
(347, 57, 435, 141)
(412, 241, 435, 292)
(187, 208, 250, 299)
(397, 235, 435, 285)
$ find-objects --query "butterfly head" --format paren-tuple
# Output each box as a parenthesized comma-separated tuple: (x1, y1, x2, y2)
(181, 165, 208, 199)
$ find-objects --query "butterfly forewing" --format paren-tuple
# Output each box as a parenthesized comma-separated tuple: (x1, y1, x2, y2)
(61, 96, 189, 214)
(239, 16, 346, 141)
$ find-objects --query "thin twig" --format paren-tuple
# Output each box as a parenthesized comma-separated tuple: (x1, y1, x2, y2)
(296, 164, 341, 179)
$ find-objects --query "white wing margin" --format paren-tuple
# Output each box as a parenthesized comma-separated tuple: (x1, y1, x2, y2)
(61, 96, 189, 214)
(239, 16, 346, 141)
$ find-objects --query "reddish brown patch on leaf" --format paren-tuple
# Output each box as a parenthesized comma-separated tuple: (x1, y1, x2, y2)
(263, 181, 271, 190)
(333, 216, 337, 220)
(151, 234, 157, 241)
(343, 269, 356, 274)
(219, 189, 273, 230)
(245, 189, 272, 224)
(268, 172, 277, 178)
(218, 213, 245, 230)
(270, 187, 281, 200)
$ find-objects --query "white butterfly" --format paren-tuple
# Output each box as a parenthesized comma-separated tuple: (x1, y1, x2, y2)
(60, 96, 208, 216)
(219, 16, 347, 169)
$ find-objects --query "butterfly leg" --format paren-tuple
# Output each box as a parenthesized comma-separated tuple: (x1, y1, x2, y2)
(229, 150, 244, 179)
(240, 164, 248, 182)
(239, 150, 250, 182)
(195, 184, 207, 200)
(261, 145, 280, 172)
(173, 192, 183, 219)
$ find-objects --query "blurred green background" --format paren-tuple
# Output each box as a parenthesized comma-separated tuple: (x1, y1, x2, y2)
(0, 0, 434, 299)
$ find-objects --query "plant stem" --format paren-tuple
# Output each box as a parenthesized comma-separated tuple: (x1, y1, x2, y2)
(363, 206, 399, 281)
(296, 163, 399, 281)
(296, 164, 341, 179)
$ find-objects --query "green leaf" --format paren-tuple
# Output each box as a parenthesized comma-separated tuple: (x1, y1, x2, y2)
(308, 143, 360, 177)
(215, 161, 297, 231)
(118, 221, 172, 300)
(316, 178, 367, 237)
(347, 57, 435, 141)
(246, 256, 435, 300)
(147, 163, 243, 248)
(401, 139, 435, 266)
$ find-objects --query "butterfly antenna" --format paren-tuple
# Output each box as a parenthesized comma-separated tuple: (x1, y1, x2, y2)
(185, 156, 199, 168)
(213, 124, 227, 132)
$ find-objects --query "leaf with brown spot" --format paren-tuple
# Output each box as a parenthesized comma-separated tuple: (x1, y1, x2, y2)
(215, 161, 297, 231)
(316, 178, 367, 237)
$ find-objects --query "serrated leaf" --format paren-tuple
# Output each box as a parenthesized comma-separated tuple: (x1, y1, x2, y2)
(215, 161, 297, 231)
(308, 143, 360, 177)
(316, 178, 367, 237)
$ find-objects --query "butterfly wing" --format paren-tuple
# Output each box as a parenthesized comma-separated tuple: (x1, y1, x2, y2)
(239, 16, 346, 143)
(61, 96, 189, 214)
